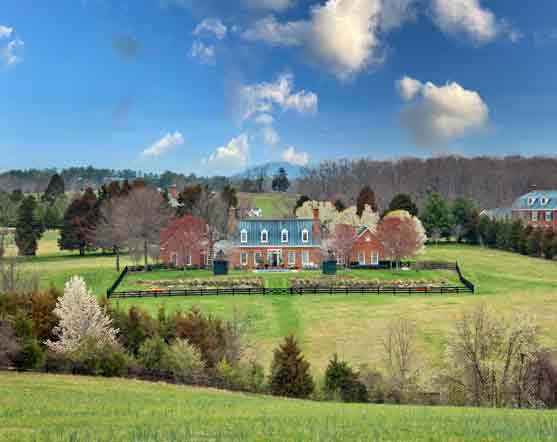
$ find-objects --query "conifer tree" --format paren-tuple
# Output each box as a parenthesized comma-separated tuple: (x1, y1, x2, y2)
(542, 227, 556, 260)
(15, 195, 44, 256)
(270, 335, 314, 398)
(357, 186, 377, 216)
(43, 173, 65, 204)
(59, 188, 98, 256)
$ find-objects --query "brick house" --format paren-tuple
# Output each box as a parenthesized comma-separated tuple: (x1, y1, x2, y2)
(160, 215, 213, 268)
(334, 224, 385, 266)
(511, 190, 557, 228)
(228, 208, 322, 269)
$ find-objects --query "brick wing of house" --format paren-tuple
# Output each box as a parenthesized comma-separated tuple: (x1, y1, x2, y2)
(229, 208, 322, 269)
(512, 190, 557, 227)
(160, 215, 213, 268)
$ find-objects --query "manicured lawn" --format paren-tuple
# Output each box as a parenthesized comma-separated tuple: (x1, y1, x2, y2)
(238, 192, 299, 218)
(1, 372, 556, 442)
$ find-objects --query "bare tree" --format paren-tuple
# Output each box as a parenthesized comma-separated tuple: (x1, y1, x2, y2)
(0, 258, 39, 295)
(91, 198, 126, 271)
(115, 187, 171, 267)
(383, 318, 420, 402)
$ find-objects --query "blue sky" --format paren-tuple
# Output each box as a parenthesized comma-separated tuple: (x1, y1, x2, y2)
(1, 0, 557, 175)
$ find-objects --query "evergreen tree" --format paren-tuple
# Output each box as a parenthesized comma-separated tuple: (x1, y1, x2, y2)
(421, 192, 454, 239)
(462, 209, 480, 244)
(542, 228, 556, 260)
(324, 354, 368, 403)
(270, 335, 314, 399)
(333, 199, 346, 212)
(15, 195, 44, 256)
(509, 220, 523, 253)
(356, 186, 377, 216)
(271, 168, 290, 193)
(43, 173, 65, 204)
(388, 193, 418, 217)
(527, 228, 543, 257)
(59, 188, 98, 256)
(452, 197, 476, 242)
(294, 195, 311, 214)
(519, 225, 533, 255)
(485, 220, 499, 248)
(496, 221, 512, 250)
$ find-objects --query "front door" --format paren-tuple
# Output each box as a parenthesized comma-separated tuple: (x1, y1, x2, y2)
(267, 250, 281, 267)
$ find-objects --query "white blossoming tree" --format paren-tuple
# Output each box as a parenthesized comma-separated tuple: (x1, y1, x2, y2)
(46, 276, 118, 354)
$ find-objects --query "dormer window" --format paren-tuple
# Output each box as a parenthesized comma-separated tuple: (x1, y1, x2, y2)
(528, 197, 537, 206)
(240, 229, 248, 244)
(281, 229, 289, 243)
(261, 229, 268, 243)
(301, 229, 309, 243)
(540, 197, 549, 206)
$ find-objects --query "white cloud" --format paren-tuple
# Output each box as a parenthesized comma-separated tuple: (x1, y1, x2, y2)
(397, 76, 489, 149)
(243, 0, 415, 80)
(430, 0, 519, 45)
(281, 146, 309, 166)
(193, 18, 227, 39)
(0, 25, 13, 39)
(141, 131, 184, 158)
(243, 0, 295, 12)
(396, 75, 423, 101)
(190, 40, 215, 64)
(238, 72, 317, 123)
(0, 38, 24, 68)
(206, 134, 250, 172)
(261, 126, 280, 146)
(254, 113, 275, 125)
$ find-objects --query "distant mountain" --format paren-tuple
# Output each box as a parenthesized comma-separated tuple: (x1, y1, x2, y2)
(234, 162, 305, 180)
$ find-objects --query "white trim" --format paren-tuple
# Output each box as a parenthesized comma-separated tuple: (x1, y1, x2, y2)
(187, 254, 192, 266)
(236, 245, 319, 249)
(301, 251, 310, 266)
(528, 197, 537, 206)
(545, 211, 553, 222)
(540, 197, 549, 206)
(288, 251, 296, 266)
(371, 251, 379, 266)
(254, 251, 263, 266)
(260, 229, 269, 244)
(240, 229, 248, 244)
(301, 229, 309, 243)
(532, 211, 539, 221)
(240, 252, 248, 266)
(281, 229, 289, 243)
(358, 252, 365, 265)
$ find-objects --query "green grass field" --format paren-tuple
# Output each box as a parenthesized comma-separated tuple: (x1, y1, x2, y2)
(17, 231, 557, 373)
(2, 372, 556, 442)
(238, 192, 299, 218)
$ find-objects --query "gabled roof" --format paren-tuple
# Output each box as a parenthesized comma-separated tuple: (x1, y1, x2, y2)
(512, 190, 557, 211)
(160, 215, 206, 246)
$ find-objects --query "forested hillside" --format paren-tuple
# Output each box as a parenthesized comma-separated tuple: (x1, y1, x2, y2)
(296, 156, 557, 210)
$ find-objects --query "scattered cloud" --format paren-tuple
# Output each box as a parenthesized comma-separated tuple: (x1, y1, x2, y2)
(281, 146, 309, 166)
(205, 134, 250, 172)
(261, 126, 280, 147)
(193, 18, 227, 39)
(242, 0, 415, 80)
(0, 38, 24, 68)
(430, 0, 520, 45)
(0, 25, 13, 39)
(190, 40, 216, 64)
(254, 113, 275, 125)
(397, 76, 489, 150)
(112, 33, 140, 60)
(242, 0, 295, 12)
(238, 72, 317, 123)
(141, 131, 184, 158)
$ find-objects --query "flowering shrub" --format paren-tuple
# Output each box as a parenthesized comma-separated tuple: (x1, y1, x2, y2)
(139, 277, 264, 290)
(292, 278, 450, 289)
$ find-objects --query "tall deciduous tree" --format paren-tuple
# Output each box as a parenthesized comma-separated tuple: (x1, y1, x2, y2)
(59, 188, 98, 256)
(388, 193, 418, 217)
(43, 173, 65, 204)
(15, 195, 44, 256)
(270, 335, 314, 399)
(357, 186, 377, 216)
(91, 196, 126, 271)
(452, 197, 477, 242)
(377, 211, 426, 269)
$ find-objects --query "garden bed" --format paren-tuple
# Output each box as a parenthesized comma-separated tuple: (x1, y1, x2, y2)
(135, 277, 264, 291)
(292, 277, 452, 290)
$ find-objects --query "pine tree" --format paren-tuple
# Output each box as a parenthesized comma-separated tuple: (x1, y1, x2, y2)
(542, 227, 556, 260)
(59, 188, 98, 256)
(357, 186, 377, 216)
(509, 220, 523, 253)
(270, 335, 314, 398)
(43, 173, 65, 204)
(325, 354, 368, 402)
(15, 196, 44, 256)
(527, 228, 543, 257)
(272, 168, 290, 193)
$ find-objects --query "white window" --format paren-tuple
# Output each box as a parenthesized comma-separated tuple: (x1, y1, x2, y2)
(371, 251, 379, 266)
(240, 252, 248, 266)
(302, 251, 310, 266)
(528, 197, 537, 206)
(260, 229, 268, 243)
(288, 251, 296, 266)
(545, 211, 553, 222)
(301, 229, 309, 243)
(254, 252, 263, 266)
(240, 229, 248, 244)
(281, 229, 289, 243)
(532, 211, 539, 221)
(171, 254, 177, 267)
(187, 254, 192, 266)
(358, 252, 365, 265)
(541, 197, 549, 206)
(336, 256, 345, 266)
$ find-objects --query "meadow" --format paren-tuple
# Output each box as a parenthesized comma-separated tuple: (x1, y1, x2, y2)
(1, 372, 556, 442)
(16, 230, 557, 374)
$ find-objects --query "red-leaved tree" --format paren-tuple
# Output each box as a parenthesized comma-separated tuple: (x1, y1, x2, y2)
(377, 212, 426, 270)
(328, 224, 359, 267)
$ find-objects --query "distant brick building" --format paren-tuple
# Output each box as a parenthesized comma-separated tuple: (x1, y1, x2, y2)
(511, 190, 557, 228)
(333, 224, 384, 266)
(160, 215, 212, 268)
(228, 208, 322, 269)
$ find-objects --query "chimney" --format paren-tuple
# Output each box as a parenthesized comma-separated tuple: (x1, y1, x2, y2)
(312, 208, 321, 241)
(227, 207, 238, 239)
(168, 184, 178, 199)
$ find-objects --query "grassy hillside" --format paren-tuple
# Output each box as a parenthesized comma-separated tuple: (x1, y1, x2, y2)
(238, 192, 299, 218)
(2, 372, 556, 442)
